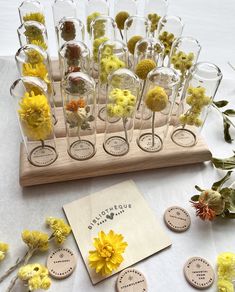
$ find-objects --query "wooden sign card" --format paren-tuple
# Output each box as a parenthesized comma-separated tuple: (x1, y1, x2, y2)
(63, 180, 172, 284)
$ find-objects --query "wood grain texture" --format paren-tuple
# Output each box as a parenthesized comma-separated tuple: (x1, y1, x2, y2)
(19, 128, 212, 187)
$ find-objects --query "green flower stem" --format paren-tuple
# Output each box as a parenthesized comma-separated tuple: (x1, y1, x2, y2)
(137, 80, 146, 111)
(212, 103, 235, 127)
(152, 112, 155, 147)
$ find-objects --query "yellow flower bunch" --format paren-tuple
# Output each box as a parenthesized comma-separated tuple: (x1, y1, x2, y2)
(171, 51, 194, 75)
(31, 39, 48, 51)
(107, 88, 137, 118)
(18, 91, 52, 141)
(26, 49, 44, 64)
(88, 230, 128, 276)
(217, 279, 234, 292)
(18, 263, 51, 291)
(0, 242, 9, 262)
(100, 55, 125, 83)
(23, 12, 45, 24)
(22, 62, 49, 84)
(25, 24, 44, 44)
(115, 11, 130, 30)
(217, 252, 235, 292)
(159, 31, 175, 56)
(93, 18, 105, 39)
(22, 230, 49, 251)
(127, 35, 143, 55)
(93, 37, 109, 62)
(179, 87, 211, 127)
(87, 12, 101, 34)
(145, 86, 168, 112)
(148, 13, 161, 33)
(46, 217, 71, 244)
(135, 59, 156, 80)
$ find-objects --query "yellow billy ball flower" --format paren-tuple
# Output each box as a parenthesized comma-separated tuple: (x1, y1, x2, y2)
(0, 241, 9, 261)
(217, 279, 234, 292)
(88, 230, 128, 276)
(46, 217, 71, 244)
(135, 59, 156, 80)
(22, 62, 49, 83)
(22, 230, 49, 251)
(18, 92, 53, 141)
(145, 86, 168, 112)
(115, 11, 130, 30)
(127, 35, 143, 55)
(23, 12, 45, 24)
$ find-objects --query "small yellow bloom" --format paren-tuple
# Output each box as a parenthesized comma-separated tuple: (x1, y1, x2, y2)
(217, 279, 234, 292)
(0, 241, 9, 262)
(23, 12, 45, 24)
(22, 230, 49, 251)
(145, 86, 168, 112)
(88, 230, 128, 276)
(217, 252, 235, 281)
(18, 92, 53, 141)
(22, 62, 49, 84)
(31, 39, 48, 51)
(46, 217, 71, 244)
(26, 49, 44, 64)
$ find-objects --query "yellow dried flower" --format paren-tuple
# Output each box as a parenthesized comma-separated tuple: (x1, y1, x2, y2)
(22, 62, 49, 84)
(93, 37, 108, 62)
(145, 86, 168, 112)
(159, 31, 175, 56)
(135, 59, 156, 80)
(87, 12, 101, 34)
(88, 230, 128, 276)
(26, 49, 44, 64)
(217, 252, 235, 281)
(217, 279, 234, 292)
(127, 35, 143, 55)
(18, 92, 53, 141)
(115, 11, 130, 30)
(100, 55, 125, 83)
(18, 263, 51, 291)
(148, 13, 161, 33)
(46, 217, 71, 244)
(23, 12, 45, 24)
(171, 51, 194, 75)
(22, 230, 49, 251)
(0, 242, 9, 261)
(31, 39, 48, 51)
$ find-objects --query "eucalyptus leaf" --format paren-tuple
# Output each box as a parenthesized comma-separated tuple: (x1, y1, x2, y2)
(195, 185, 204, 192)
(212, 171, 233, 191)
(213, 100, 229, 108)
(212, 151, 235, 170)
(223, 109, 235, 117)
(87, 115, 95, 122)
(191, 195, 200, 202)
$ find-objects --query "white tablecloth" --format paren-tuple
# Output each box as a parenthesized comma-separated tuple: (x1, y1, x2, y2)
(0, 0, 235, 291)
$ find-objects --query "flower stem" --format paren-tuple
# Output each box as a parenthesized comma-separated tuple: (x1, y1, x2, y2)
(41, 140, 45, 148)
(119, 29, 123, 40)
(137, 80, 146, 111)
(123, 118, 128, 142)
(152, 112, 155, 147)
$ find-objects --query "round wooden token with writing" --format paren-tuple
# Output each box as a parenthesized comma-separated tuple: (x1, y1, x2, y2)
(116, 268, 147, 292)
(47, 248, 76, 279)
(164, 206, 191, 232)
(184, 257, 214, 289)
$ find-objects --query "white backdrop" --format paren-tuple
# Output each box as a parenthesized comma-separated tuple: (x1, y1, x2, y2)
(0, 0, 235, 291)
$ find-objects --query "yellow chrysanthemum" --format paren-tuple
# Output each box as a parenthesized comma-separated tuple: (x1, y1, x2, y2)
(22, 230, 49, 251)
(23, 12, 45, 24)
(0, 242, 9, 261)
(217, 279, 234, 292)
(127, 35, 143, 55)
(135, 59, 156, 80)
(217, 252, 235, 281)
(26, 49, 44, 64)
(22, 62, 49, 83)
(87, 12, 101, 34)
(18, 264, 51, 291)
(145, 86, 168, 112)
(46, 217, 71, 244)
(89, 230, 128, 276)
(18, 92, 52, 141)
(31, 39, 48, 51)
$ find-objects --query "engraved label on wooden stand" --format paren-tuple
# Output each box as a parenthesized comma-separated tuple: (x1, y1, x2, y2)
(30, 145, 58, 167)
(164, 206, 191, 232)
(116, 268, 147, 292)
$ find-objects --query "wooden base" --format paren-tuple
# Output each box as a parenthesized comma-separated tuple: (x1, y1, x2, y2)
(19, 128, 212, 187)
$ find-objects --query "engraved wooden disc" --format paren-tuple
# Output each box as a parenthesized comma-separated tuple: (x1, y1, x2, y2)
(47, 248, 76, 279)
(184, 257, 214, 289)
(116, 268, 147, 292)
(164, 206, 191, 232)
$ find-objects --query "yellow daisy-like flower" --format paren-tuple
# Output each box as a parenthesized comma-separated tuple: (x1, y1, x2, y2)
(18, 263, 51, 291)
(22, 230, 49, 251)
(217, 252, 235, 281)
(18, 92, 52, 141)
(26, 49, 44, 64)
(0, 241, 9, 261)
(31, 39, 48, 51)
(217, 279, 234, 292)
(88, 230, 128, 276)
(46, 217, 71, 244)
(145, 86, 168, 112)
(22, 62, 49, 83)
(23, 12, 45, 24)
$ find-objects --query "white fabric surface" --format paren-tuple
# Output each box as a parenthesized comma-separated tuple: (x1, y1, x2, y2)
(0, 0, 235, 291)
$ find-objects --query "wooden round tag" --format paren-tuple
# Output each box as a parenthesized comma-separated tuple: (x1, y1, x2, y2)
(184, 257, 214, 289)
(164, 206, 191, 232)
(47, 248, 76, 279)
(116, 268, 147, 292)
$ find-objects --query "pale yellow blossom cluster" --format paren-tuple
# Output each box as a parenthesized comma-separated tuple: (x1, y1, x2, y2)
(46, 217, 71, 244)
(217, 252, 235, 292)
(0, 242, 9, 262)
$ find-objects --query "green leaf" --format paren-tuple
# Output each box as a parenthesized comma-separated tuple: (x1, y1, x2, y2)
(223, 209, 235, 219)
(221, 188, 235, 207)
(87, 115, 95, 122)
(195, 185, 204, 192)
(191, 195, 200, 202)
(213, 100, 229, 108)
(223, 116, 233, 143)
(223, 109, 235, 117)
(212, 171, 233, 191)
(212, 151, 235, 170)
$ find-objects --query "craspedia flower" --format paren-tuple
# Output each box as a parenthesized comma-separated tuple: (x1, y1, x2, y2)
(31, 39, 48, 50)
(22, 62, 49, 84)
(217, 279, 234, 292)
(0, 241, 9, 261)
(145, 86, 168, 112)
(88, 230, 128, 276)
(23, 12, 45, 24)
(115, 11, 130, 30)
(18, 92, 53, 141)
(61, 20, 76, 41)
(46, 217, 71, 244)
(217, 252, 235, 281)
(22, 230, 49, 251)
(135, 59, 156, 80)
(127, 35, 143, 55)
(87, 12, 101, 34)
